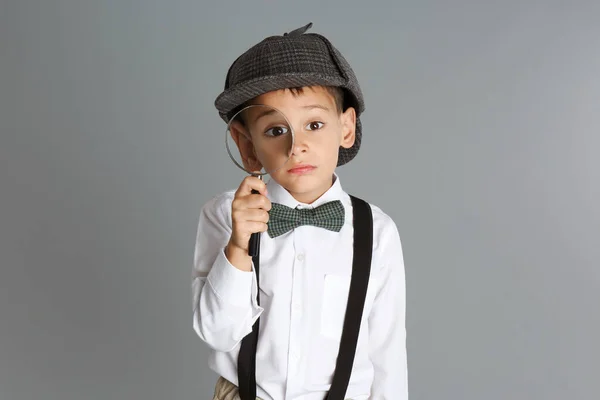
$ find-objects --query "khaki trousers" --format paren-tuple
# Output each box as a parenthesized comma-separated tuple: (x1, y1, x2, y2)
(212, 376, 352, 400)
(212, 376, 263, 400)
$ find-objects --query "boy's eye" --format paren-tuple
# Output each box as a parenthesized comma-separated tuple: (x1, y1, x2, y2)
(265, 126, 289, 137)
(306, 121, 324, 131)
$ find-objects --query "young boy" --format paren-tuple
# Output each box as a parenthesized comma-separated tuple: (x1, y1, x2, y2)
(192, 23, 408, 400)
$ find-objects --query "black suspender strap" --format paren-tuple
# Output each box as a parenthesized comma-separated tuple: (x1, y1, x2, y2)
(237, 252, 260, 400)
(326, 195, 373, 400)
(237, 195, 373, 400)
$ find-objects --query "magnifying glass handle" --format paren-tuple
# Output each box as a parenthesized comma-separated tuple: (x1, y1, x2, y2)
(248, 189, 261, 257)
(248, 174, 263, 257)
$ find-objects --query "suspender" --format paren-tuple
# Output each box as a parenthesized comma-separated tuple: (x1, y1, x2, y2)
(237, 251, 261, 399)
(326, 195, 373, 399)
(238, 195, 373, 400)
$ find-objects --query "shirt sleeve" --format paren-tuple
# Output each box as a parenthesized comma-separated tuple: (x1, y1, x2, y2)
(192, 192, 263, 352)
(368, 216, 409, 399)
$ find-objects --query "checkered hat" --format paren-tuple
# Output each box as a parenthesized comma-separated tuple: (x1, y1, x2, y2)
(214, 22, 365, 166)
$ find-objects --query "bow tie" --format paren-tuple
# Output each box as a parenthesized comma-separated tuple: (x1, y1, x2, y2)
(267, 200, 345, 238)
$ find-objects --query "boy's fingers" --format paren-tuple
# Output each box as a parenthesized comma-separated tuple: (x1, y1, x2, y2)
(233, 221, 268, 237)
(242, 221, 268, 234)
(233, 194, 271, 212)
(247, 194, 271, 211)
(231, 209, 269, 224)
(244, 209, 270, 223)
(236, 175, 268, 197)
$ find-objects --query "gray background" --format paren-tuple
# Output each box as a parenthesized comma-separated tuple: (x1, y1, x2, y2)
(1, 1, 598, 399)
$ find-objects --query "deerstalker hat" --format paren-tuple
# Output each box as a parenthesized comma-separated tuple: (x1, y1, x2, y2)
(214, 22, 365, 166)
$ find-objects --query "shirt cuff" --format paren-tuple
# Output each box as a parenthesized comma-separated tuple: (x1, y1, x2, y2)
(206, 248, 255, 307)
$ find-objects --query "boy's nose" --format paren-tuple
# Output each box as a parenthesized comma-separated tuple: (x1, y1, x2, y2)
(291, 135, 309, 155)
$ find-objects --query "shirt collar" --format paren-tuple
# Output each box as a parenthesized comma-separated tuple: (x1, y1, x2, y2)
(266, 173, 344, 209)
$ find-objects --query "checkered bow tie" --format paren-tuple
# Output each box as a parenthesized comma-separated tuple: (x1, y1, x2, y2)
(267, 200, 345, 238)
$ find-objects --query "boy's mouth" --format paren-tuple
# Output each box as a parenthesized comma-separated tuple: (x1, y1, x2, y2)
(288, 164, 316, 174)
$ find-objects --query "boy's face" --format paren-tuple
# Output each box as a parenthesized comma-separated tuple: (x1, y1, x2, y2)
(232, 86, 356, 204)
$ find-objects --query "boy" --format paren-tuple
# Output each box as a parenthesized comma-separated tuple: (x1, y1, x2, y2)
(192, 23, 408, 400)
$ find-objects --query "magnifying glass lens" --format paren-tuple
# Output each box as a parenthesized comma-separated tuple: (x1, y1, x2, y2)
(226, 105, 294, 176)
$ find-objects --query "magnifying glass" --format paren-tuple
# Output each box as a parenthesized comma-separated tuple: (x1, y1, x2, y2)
(225, 104, 295, 256)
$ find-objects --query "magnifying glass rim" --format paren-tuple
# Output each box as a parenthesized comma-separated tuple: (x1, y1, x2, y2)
(225, 104, 295, 176)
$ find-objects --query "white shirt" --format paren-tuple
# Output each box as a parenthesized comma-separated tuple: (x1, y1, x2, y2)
(192, 174, 408, 400)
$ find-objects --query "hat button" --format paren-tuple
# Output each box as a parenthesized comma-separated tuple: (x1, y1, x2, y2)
(284, 22, 313, 36)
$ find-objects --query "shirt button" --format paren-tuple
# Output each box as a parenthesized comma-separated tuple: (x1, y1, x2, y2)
(297, 254, 305, 262)
(293, 302, 302, 313)
(290, 350, 300, 362)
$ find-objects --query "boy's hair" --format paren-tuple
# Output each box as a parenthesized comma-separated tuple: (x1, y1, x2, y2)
(214, 22, 364, 166)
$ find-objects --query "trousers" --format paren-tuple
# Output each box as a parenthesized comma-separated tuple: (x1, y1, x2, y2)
(213, 376, 263, 400)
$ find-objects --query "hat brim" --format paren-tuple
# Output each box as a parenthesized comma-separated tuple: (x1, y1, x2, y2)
(214, 73, 361, 166)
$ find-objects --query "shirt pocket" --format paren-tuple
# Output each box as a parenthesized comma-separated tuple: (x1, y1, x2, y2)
(320, 274, 352, 340)
(308, 273, 378, 389)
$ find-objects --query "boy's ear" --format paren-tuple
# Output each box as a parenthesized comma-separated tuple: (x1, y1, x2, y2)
(339, 106, 356, 149)
(229, 120, 263, 171)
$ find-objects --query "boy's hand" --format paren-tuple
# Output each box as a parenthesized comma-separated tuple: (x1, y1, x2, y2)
(225, 175, 271, 271)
